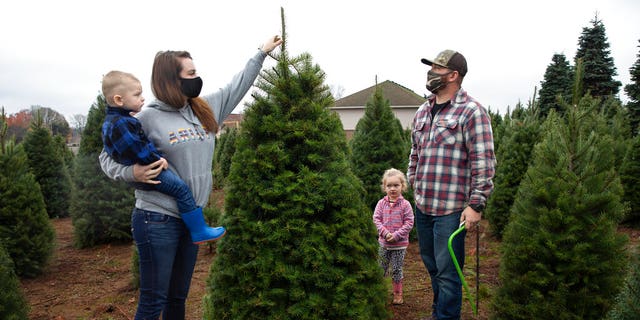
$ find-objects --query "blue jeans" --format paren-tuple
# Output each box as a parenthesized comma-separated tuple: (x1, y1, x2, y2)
(415, 208, 465, 320)
(132, 169, 197, 213)
(131, 208, 199, 320)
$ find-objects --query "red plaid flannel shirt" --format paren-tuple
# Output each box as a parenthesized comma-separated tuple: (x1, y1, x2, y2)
(408, 88, 496, 216)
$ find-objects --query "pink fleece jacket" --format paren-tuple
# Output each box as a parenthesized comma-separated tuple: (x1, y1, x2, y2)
(373, 195, 414, 249)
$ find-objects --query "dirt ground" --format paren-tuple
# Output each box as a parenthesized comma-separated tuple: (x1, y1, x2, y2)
(20, 216, 500, 320)
(19, 215, 639, 320)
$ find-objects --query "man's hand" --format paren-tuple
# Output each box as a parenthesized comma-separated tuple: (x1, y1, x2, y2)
(461, 206, 482, 229)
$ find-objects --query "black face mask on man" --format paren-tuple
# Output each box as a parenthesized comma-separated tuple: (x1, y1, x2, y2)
(180, 77, 203, 98)
(425, 70, 453, 94)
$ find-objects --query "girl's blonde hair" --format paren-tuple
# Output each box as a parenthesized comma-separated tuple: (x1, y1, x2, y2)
(380, 168, 408, 192)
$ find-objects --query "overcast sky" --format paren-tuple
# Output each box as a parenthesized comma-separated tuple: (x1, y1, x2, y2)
(1, 0, 639, 121)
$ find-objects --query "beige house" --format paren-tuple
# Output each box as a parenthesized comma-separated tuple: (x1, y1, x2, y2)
(330, 80, 426, 139)
(220, 113, 244, 131)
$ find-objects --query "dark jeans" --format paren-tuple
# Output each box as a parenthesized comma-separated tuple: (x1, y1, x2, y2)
(131, 208, 199, 320)
(416, 208, 465, 320)
(132, 169, 196, 213)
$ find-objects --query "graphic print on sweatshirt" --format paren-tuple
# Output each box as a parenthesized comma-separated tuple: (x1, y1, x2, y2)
(168, 126, 211, 145)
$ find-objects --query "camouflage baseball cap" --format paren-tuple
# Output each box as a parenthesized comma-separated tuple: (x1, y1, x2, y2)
(421, 49, 468, 77)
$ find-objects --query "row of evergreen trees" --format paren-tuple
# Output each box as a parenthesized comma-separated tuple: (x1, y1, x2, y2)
(484, 15, 640, 320)
(204, 11, 640, 320)
(2, 10, 640, 319)
(0, 102, 72, 315)
(0, 93, 137, 317)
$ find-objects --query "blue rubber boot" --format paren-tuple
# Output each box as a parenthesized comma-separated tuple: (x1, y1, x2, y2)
(181, 207, 226, 244)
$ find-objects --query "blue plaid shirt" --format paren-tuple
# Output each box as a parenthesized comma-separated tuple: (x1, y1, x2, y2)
(102, 106, 162, 166)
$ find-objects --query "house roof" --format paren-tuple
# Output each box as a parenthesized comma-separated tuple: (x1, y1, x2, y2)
(333, 80, 426, 108)
(224, 113, 244, 123)
(219, 113, 244, 132)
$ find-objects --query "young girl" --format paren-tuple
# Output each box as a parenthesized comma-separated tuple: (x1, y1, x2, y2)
(373, 168, 414, 305)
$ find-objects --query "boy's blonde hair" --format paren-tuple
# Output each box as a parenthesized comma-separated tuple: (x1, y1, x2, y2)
(380, 168, 408, 192)
(101, 70, 139, 106)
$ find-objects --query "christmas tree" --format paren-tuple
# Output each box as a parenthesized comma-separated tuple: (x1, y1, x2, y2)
(204, 9, 388, 320)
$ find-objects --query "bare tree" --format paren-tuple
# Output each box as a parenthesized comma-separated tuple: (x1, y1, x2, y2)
(29, 105, 70, 137)
(330, 84, 345, 100)
(69, 114, 87, 132)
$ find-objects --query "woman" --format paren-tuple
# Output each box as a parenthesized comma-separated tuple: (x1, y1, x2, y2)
(99, 35, 282, 319)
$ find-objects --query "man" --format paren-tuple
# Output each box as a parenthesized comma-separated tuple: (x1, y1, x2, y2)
(408, 49, 496, 320)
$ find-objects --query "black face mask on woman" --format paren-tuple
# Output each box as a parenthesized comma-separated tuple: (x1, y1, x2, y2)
(180, 77, 203, 98)
(425, 70, 453, 94)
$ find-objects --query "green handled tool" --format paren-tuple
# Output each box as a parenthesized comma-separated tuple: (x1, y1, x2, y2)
(447, 221, 478, 316)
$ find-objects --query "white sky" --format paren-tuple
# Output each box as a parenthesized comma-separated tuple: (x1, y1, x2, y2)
(1, 0, 639, 121)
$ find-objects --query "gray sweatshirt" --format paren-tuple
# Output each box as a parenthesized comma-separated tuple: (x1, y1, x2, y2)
(99, 50, 267, 218)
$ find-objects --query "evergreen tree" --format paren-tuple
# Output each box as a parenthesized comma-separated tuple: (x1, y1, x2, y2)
(605, 245, 640, 320)
(572, 58, 585, 106)
(22, 110, 72, 218)
(212, 131, 228, 189)
(349, 83, 409, 211)
(212, 127, 238, 188)
(204, 10, 389, 319)
(219, 127, 238, 180)
(70, 95, 134, 248)
(598, 97, 632, 171)
(624, 40, 640, 136)
(485, 113, 542, 239)
(0, 244, 29, 319)
(488, 108, 504, 155)
(492, 100, 628, 319)
(53, 134, 75, 171)
(574, 15, 621, 99)
(619, 134, 640, 224)
(0, 122, 55, 277)
(538, 53, 573, 119)
(78, 95, 108, 155)
(509, 101, 528, 122)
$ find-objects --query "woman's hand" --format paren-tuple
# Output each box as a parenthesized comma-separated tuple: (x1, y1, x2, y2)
(261, 35, 283, 53)
(133, 158, 167, 184)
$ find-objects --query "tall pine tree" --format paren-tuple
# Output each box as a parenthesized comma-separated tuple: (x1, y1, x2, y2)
(22, 110, 72, 218)
(574, 15, 621, 100)
(538, 53, 573, 119)
(70, 94, 134, 248)
(204, 9, 388, 320)
(624, 40, 640, 136)
(349, 82, 409, 211)
(492, 99, 628, 319)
